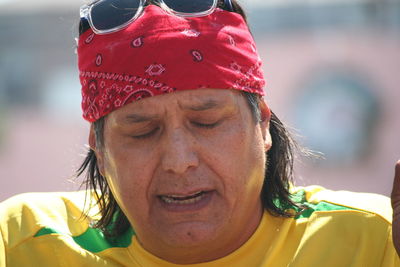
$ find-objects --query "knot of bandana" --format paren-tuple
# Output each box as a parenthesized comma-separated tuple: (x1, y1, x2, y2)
(78, 5, 265, 122)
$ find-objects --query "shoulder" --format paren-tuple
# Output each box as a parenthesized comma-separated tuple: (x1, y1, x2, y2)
(292, 185, 392, 223)
(0, 191, 98, 249)
(0, 191, 93, 223)
(285, 187, 398, 266)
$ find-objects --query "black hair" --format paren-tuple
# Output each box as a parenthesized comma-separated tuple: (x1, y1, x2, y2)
(77, 0, 302, 239)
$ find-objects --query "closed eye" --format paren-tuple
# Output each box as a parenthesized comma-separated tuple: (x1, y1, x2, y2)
(191, 121, 220, 129)
(132, 127, 159, 139)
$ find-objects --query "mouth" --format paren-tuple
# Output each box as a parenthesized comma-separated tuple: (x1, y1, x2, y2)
(159, 191, 206, 204)
(157, 191, 213, 212)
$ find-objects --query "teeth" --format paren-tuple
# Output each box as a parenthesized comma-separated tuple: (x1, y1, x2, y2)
(160, 192, 205, 204)
(166, 191, 202, 199)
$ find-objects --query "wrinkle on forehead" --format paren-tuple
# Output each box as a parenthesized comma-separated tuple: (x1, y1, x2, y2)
(110, 89, 241, 125)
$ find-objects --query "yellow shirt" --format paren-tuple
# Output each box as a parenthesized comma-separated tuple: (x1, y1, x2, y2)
(1, 186, 399, 266)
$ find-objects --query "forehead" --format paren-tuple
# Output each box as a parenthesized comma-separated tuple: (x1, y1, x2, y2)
(111, 89, 244, 116)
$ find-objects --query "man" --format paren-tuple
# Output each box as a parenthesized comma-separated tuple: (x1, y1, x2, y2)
(1, 1, 399, 266)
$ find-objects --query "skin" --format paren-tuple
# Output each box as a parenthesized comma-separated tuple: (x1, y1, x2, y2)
(391, 160, 400, 256)
(90, 89, 272, 264)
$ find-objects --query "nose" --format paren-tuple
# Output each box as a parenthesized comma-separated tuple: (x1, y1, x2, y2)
(161, 127, 199, 174)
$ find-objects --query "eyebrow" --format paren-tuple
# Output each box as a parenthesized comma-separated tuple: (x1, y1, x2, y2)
(123, 113, 159, 123)
(181, 99, 221, 111)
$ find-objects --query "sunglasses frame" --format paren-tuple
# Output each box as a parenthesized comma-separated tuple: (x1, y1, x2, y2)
(80, 0, 233, 35)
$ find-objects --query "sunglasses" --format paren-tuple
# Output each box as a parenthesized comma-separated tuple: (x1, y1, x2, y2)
(80, 0, 234, 35)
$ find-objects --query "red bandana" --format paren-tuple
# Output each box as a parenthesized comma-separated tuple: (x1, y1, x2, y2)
(78, 5, 266, 122)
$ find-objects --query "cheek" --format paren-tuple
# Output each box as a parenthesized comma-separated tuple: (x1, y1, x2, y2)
(228, 137, 265, 212)
(203, 122, 266, 200)
(101, 146, 155, 218)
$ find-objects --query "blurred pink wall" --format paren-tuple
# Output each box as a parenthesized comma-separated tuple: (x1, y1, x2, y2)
(259, 29, 400, 196)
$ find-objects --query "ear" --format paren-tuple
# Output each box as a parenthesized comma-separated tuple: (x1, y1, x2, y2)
(89, 124, 106, 176)
(259, 98, 272, 151)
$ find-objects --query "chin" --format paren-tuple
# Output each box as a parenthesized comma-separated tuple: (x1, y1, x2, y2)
(159, 221, 220, 248)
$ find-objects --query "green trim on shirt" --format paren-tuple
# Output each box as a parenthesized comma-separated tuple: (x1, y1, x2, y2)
(295, 201, 356, 219)
(287, 189, 357, 219)
(35, 226, 135, 253)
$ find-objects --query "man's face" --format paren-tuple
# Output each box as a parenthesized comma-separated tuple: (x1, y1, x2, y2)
(92, 89, 271, 263)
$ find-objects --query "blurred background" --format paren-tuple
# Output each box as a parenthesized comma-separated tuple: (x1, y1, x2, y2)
(0, 0, 399, 201)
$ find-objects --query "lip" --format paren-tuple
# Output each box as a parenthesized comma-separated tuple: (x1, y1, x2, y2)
(156, 188, 213, 197)
(157, 190, 215, 212)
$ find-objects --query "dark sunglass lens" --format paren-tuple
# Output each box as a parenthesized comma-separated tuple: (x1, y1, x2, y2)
(91, 0, 141, 31)
(163, 0, 215, 13)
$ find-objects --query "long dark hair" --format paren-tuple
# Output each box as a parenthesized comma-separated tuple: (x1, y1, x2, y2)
(77, 0, 302, 239)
